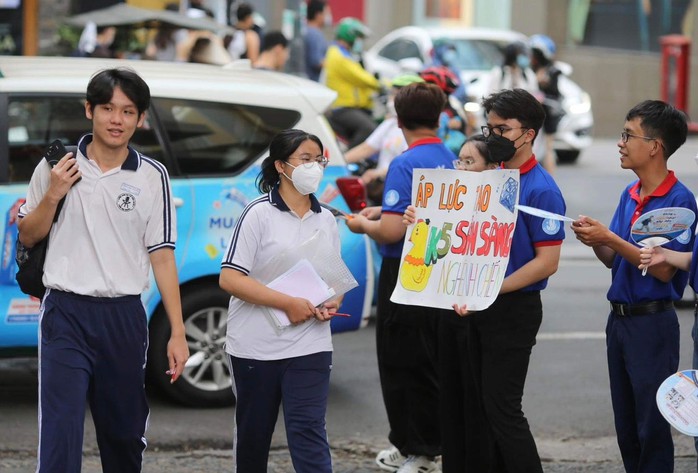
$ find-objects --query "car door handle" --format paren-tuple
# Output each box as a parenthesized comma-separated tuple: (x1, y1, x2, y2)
(173, 197, 184, 208)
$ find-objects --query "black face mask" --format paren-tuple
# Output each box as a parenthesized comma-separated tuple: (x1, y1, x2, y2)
(486, 134, 517, 163)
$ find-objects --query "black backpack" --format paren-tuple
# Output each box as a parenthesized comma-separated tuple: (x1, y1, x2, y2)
(15, 146, 76, 298)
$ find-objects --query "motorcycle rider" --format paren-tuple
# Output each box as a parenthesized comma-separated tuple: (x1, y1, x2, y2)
(323, 17, 381, 149)
(530, 34, 564, 174)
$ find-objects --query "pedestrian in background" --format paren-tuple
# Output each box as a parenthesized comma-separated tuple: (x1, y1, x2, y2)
(18, 67, 189, 473)
(572, 100, 696, 473)
(346, 82, 453, 473)
(253, 30, 290, 71)
(220, 129, 342, 473)
(225, 2, 260, 63)
(304, 0, 331, 81)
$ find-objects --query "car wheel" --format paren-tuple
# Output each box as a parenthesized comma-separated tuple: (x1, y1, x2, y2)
(147, 284, 235, 407)
(555, 150, 580, 164)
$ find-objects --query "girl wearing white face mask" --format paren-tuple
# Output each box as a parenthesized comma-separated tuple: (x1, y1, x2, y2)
(220, 129, 342, 473)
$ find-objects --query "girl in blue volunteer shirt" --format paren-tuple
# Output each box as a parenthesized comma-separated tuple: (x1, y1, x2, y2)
(219, 129, 341, 473)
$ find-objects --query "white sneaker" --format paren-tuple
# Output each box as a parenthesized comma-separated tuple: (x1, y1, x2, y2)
(375, 446, 407, 471)
(395, 455, 440, 473)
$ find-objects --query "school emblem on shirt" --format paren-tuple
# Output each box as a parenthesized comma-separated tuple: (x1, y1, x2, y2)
(384, 189, 400, 207)
(116, 193, 136, 212)
(542, 218, 560, 235)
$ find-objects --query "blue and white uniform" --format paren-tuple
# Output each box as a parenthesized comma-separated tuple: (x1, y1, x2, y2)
(19, 133, 176, 473)
(452, 155, 565, 473)
(606, 171, 696, 473)
(376, 137, 453, 459)
(221, 184, 339, 473)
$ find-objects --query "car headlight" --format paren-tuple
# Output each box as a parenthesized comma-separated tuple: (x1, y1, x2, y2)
(567, 92, 592, 115)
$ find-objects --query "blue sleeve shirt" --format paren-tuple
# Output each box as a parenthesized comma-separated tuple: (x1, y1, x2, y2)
(304, 26, 328, 81)
(608, 171, 697, 303)
(509, 157, 566, 291)
(380, 137, 454, 258)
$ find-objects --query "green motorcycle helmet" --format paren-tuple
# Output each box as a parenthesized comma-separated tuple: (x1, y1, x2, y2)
(335, 17, 371, 46)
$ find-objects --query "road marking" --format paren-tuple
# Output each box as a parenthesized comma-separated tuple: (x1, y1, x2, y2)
(538, 331, 605, 340)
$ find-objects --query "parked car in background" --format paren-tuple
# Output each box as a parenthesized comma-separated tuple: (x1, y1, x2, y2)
(363, 26, 593, 164)
(0, 56, 373, 407)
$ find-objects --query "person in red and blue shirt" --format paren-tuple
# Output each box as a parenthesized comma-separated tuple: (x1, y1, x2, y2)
(347, 82, 452, 473)
(451, 88, 565, 473)
(573, 100, 696, 473)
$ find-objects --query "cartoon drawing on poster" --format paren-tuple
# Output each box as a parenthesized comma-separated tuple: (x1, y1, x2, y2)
(391, 168, 520, 311)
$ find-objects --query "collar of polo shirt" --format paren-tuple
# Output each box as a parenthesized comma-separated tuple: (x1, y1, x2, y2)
(78, 133, 140, 171)
(270, 183, 322, 213)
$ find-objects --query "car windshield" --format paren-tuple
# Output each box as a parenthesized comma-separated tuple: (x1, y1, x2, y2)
(434, 38, 507, 71)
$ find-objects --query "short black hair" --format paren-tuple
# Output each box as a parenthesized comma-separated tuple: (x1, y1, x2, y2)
(307, 0, 327, 20)
(260, 31, 288, 53)
(395, 83, 446, 131)
(86, 68, 150, 116)
(482, 88, 545, 142)
(256, 129, 324, 193)
(237, 3, 253, 22)
(626, 100, 687, 158)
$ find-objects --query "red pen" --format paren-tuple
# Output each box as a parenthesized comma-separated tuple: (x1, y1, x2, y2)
(330, 312, 351, 318)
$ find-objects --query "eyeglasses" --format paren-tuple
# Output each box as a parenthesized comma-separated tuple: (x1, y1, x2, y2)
(453, 159, 475, 170)
(288, 153, 329, 168)
(481, 125, 528, 138)
(620, 131, 664, 148)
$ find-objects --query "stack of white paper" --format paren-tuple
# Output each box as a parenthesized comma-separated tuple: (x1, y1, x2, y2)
(264, 258, 336, 329)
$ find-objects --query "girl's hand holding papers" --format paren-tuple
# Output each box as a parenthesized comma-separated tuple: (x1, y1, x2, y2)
(285, 296, 319, 325)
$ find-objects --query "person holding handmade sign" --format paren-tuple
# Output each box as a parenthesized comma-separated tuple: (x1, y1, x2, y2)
(402, 133, 503, 473)
(572, 100, 697, 473)
(219, 129, 343, 473)
(449, 88, 566, 473)
(346, 82, 453, 473)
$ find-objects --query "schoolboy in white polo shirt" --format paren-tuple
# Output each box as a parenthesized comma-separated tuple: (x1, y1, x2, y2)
(17, 68, 189, 473)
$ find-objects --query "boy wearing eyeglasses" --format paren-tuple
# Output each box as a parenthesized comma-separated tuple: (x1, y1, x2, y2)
(449, 88, 565, 473)
(572, 100, 697, 473)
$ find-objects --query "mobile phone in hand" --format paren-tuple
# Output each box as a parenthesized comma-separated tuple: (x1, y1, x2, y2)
(43, 139, 68, 168)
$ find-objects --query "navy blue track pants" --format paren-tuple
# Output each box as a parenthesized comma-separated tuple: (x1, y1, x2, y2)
(37, 290, 149, 473)
(229, 351, 332, 473)
(606, 308, 679, 473)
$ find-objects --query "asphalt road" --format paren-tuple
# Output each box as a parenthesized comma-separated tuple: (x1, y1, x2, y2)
(4, 138, 698, 472)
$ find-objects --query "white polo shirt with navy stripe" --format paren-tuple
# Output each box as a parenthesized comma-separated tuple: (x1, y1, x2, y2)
(18, 134, 176, 297)
(221, 185, 339, 360)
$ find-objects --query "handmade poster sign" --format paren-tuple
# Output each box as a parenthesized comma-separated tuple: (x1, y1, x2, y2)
(630, 207, 695, 275)
(390, 168, 520, 311)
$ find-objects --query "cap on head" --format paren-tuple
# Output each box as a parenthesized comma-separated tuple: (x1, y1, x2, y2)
(391, 74, 424, 88)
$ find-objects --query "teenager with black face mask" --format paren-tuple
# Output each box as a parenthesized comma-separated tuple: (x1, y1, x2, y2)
(449, 88, 566, 473)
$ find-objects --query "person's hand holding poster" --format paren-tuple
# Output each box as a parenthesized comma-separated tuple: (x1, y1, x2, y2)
(390, 168, 520, 311)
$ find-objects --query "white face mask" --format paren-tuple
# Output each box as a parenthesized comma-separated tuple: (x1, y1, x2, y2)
(283, 161, 324, 195)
